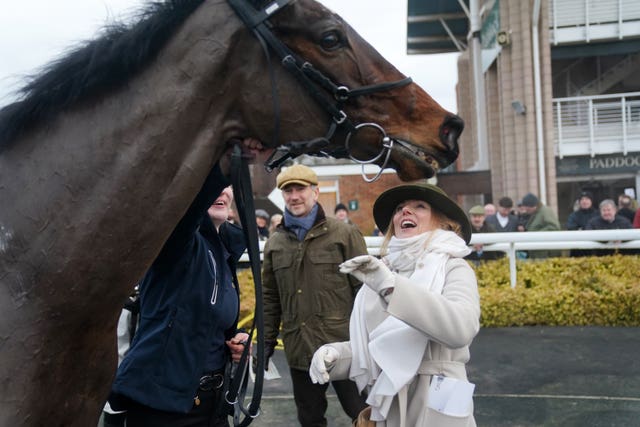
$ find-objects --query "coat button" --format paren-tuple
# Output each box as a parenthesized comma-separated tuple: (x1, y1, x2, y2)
(418, 263, 424, 268)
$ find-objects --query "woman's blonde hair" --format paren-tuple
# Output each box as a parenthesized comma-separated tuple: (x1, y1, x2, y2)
(379, 206, 463, 257)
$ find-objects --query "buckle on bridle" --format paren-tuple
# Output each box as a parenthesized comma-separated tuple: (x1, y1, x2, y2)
(334, 86, 349, 102)
(333, 110, 347, 124)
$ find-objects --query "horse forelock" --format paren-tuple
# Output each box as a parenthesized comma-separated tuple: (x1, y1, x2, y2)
(0, 0, 207, 150)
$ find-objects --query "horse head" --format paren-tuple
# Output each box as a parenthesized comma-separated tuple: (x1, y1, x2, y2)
(221, 0, 463, 181)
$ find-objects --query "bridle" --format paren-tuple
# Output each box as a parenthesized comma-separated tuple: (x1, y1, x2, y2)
(227, 0, 414, 182)
(224, 1, 414, 425)
(227, 145, 264, 427)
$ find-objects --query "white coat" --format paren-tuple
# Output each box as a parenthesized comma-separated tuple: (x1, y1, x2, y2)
(328, 257, 480, 427)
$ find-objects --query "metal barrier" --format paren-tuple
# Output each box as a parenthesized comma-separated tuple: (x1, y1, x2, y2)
(240, 229, 640, 289)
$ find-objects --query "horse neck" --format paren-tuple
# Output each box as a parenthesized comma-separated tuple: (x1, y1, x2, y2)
(0, 0, 249, 305)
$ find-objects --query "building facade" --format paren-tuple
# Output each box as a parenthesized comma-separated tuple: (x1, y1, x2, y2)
(455, 0, 640, 224)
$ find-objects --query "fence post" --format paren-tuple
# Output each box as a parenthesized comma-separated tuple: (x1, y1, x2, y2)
(509, 243, 517, 288)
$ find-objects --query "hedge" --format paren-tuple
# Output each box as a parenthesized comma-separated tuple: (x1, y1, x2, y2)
(476, 254, 640, 327)
(237, 254, 640, 327)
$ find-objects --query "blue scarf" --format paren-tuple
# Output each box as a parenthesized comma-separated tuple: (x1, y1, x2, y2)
(284, 204, 318, 241)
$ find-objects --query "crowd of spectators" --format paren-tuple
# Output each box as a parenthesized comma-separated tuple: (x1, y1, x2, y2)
(472, 189, 639, 260)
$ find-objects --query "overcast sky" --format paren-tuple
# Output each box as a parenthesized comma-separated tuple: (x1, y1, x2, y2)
(0, 0, 459, 112)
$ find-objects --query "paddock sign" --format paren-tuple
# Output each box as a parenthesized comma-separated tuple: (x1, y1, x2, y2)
(556, 153, 640, 176)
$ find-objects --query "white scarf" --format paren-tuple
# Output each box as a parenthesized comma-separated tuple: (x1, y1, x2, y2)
(349, 229, 470, 421)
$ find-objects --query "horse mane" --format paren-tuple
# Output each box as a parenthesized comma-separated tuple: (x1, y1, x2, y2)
(0, 0, 208, 148)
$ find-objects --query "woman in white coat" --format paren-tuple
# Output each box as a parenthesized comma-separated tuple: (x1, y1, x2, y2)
(309, 182, 480, 427)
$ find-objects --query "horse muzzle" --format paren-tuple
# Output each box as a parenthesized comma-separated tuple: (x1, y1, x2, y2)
(439, 114, 464, 165)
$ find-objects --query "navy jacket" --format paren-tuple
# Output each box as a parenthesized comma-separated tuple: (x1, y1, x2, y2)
(112, 165, 245, 413)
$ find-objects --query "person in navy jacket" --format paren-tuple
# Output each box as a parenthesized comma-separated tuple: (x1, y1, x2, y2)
(109, 139, 265, 427)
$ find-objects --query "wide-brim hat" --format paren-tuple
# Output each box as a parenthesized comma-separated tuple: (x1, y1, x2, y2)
(373, 182, 472, 244)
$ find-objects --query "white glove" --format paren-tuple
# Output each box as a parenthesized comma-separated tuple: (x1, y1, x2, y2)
(309, 345, 339, 384)
(339, 255, 395, 294)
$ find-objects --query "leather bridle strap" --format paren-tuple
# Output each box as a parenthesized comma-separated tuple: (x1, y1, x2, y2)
(226, 0, 413, 171)
(228, 0, 352, 129)
(227, 144, 264, 426)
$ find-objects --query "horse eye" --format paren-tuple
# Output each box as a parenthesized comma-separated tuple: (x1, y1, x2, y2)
(319, 30, 342, 51)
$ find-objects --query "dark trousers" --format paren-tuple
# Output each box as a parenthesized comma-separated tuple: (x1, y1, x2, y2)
(122, 387, 229, 427)
(290, 367, 367, 427)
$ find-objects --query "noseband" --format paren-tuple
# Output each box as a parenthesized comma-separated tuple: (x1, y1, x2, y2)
(227, 0, 413, 181)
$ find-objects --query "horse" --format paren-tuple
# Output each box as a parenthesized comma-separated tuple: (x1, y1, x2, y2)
(0, 0, 463, 425)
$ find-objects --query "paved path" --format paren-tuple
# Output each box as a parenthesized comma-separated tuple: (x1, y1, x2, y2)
(468, 327, 640, 426)
(253, 327, 640, 426)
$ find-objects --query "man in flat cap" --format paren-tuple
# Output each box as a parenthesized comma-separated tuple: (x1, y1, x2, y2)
(261, 164, 368, 426)
(465, 205, 500, 264)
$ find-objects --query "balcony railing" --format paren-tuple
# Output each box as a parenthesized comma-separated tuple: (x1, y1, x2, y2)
(553, 92, 640, 158)
(549, 0, 640, 44)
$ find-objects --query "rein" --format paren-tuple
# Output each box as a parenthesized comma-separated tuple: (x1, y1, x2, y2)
(226, 145, 264, 426)
(227, 0, 413, 182)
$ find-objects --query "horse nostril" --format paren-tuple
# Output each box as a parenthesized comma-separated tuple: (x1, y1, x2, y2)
(440, 115, 464, 151)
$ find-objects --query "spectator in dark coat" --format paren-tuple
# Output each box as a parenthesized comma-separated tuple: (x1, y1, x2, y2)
(566, 191, 599, 231)
(585, 199, 633, 256)
(566, 191, 599, 257)
(485, 197, 519, 232)
(617, 194, 636, 223)
(586, 199, 633, 230)
(519, 193, 561, 259)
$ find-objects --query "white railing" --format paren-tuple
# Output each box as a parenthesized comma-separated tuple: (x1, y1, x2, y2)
(241, 229, 640, 289)
(463, 229, 640, 288)
(553, 92, 640, 157)
(549, 0, 640, 44)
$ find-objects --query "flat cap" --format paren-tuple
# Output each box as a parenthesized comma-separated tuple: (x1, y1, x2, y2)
(468, 205, 485, 215)
(276, 164, 318, 189)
